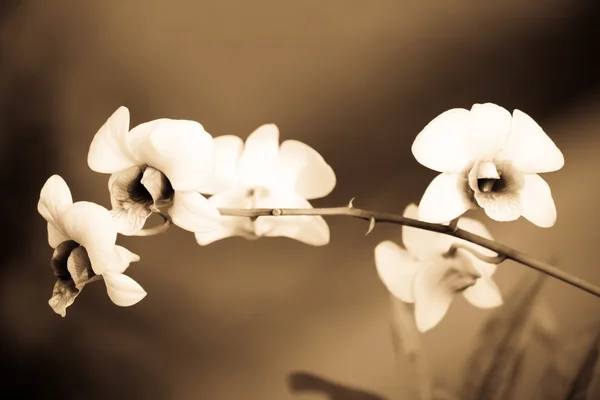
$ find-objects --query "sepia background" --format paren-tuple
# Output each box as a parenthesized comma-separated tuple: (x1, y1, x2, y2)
(1, 1, 600, 399)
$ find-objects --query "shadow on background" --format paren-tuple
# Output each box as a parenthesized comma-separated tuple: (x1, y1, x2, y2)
(0, 2, 171, 398)
(0, 1, 599, 399)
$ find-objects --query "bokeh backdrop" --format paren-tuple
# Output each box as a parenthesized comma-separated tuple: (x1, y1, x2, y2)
(1, 1, 600, 399)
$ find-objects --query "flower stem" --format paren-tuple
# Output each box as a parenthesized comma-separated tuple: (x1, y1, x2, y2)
(218, 206, 600, 299)
(389, 295, 432, 400)
(448, 243, 507, 264)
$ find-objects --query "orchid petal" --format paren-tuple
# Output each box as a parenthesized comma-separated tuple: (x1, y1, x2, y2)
(110, 208, 152, 236)
(196, 135, 244, 194)
(168, 191, 222, 233)
(60, 202, 117, 275)
(411, 108, 473, 173)
(107, 170, 127, 210)
(253, 190, 329, 246)
(66, 246, 94, 291)
(467, 257, 498, 281)
(401, 204, 451, 258)
(38, 175, 73, 223)
(38, 175, 73, 246)
(413, 261, 455, 332)
(374, 241, 419, 303)
(499, 109, 564, 173)
(127, 119, 216, 191)
(48, 280, 79, 317)
(520, 174, 557, 228)
(418, 173, 474, 223)
(405, 212, 497, 268)
(453, 217, 496, 257)
(47, 223, 71, 249)
(107, 167, 153, 235)
(195, 189, 255, 245)
(477, 192, 522, 222)
(279, 140, 336, 199)
(103, 272, 147, 307)
(108, 246, 140, 274)
(140, 167, 175, 207)
(468, 103, 512, 159)
(462, 277, 503, 308)
(87, 106, 137, 173)
(237, 124, 280, 188)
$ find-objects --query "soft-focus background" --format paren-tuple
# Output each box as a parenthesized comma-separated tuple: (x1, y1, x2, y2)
(2, 1, 600, 399)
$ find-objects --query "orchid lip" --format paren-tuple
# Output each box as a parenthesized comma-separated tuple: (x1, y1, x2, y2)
(475, 161, 502, 193)
(112, 165, 175, 211)
(131, 165, 175, 207)
(451, 275, 479, 292)
(51, 240, 80, 281)
(442, 267, 481, 293)
(49, 240, 99, 316)
(127, 165, 152, 204)
(48, 240, 105, 317)
(51, 240, 97, 284)
(439, 250, 482, 293)
(467, 159, 524, 197)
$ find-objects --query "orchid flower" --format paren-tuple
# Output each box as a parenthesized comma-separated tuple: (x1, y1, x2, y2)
(411, 103, 564, 227)
(194, 124, 336, 246)
(375, 204, 502, 332)
(87, 106, 222, 235)
(38, 175, 146, 317)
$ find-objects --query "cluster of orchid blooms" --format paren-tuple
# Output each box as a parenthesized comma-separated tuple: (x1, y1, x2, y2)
(37, 103, 565, 332)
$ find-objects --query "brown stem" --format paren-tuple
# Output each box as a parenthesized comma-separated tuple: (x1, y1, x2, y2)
(217, 206, 600, 299)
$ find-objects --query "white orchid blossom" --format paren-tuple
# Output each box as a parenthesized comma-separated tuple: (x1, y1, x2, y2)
(375, 204, 502, 332)
(411, 103, 564, 227)
(38, 175, 146, 317)
(87, 106, 221, 235)
(194, 124, 336, 246)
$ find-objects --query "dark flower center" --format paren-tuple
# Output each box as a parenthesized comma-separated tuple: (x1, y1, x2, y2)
(132, 165, 175, 206)
(477, 177, 508, 193)
(128, 167, 153, 204)
(468, 160, 524, 197)
(51, 240, 95, 289)
(113, 164, 175, 211)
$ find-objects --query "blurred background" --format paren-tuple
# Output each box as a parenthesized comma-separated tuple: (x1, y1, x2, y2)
(1, 1, 600, 399)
